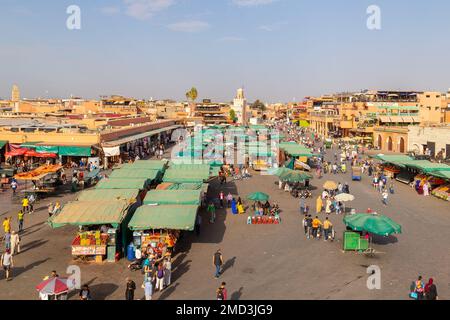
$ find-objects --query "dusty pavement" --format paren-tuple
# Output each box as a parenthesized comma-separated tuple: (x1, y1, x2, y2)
(0, 147, 449, 300)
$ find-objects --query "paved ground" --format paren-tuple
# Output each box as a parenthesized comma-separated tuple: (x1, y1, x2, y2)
(0, 146, 449, 300)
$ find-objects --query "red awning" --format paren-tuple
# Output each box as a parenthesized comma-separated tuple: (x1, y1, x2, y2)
(24, 150, 57, 158)
(5, 149, 28, 157)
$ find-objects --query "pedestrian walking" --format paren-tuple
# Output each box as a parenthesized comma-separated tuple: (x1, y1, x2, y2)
(155, 264, 165, 291)
(312, 216, 322, 239)
(316, 196, 323, 214)
(382, 190, 389, 206)
(79, 285, 92, 300)
(213, 249, 223, 279)
(3, 217, 11, 234)
(28, 193, 36, 214)
(144, 277, 153, 300)
(125, 278, 136, 300)
(22, 197, 29, 214)
(163, 256, 172, 287)
(424, 278, 438, 300)
(226, 193, 233, 208)
(323, 218, 333, 241)
(412, 276, 425, 300)
(11, 179, 18, 194)
(1, 249, 14, 280)
(17, 210, 24, 232)
(10, 231, 20, 255)
(216, 282, 227, 300)
(207, 202, 216, 223)
(219, 191, 224, 208)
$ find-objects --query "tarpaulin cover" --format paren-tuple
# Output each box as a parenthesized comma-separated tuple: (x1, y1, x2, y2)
(77, 189, 139, 202)
(49, 200, 130, 228)
(120, 160, 167, 171)
(128, 205, 198, 231)
(163, 169, 210, 183)
(96, 178, 149, 190)
(109, 169, 161, 181)
(36, 145, 60, 154)
(143, 190, 201, 205)
(58, 146, 92, 157)
(103, 146, 120, 157)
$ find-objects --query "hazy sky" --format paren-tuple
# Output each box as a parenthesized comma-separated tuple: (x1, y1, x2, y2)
(1, 0, 450, 103)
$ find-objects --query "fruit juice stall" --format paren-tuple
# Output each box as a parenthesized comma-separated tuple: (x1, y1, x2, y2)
(127, 204, 199, 258)
(48, 199, 133, 263)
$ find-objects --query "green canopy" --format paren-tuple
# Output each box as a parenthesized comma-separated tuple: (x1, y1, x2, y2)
(143, 190, 201, 205)
(247, 192, 270, 201)
(266, 167, 291, 177)
(36, 145, 60, 153)
(163, 168, 210, 183)
(109, 169, 161, 181)
(128, 205, 198, 231)
(429, 170, 450, 180)
(49, 200, 130, 228)
(166, 183, 209, 193)
(402, 160, 450, 173)
(371, 154, 414, 167)
(77, 189, 139, 202)
(343, 213, 402, 236)
(96, 178, 149, 190)
(0, 141, 8, 149)
(279, 142, 312, 157)
(58, 146, 92, 157)
(279, 170, 311, 183)
(121, 160, 167, 171)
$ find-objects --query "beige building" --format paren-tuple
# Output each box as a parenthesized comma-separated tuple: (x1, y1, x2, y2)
(11, 85, 20, 102)
(417, 92, 445, 124)
(408, 125, 450, 159)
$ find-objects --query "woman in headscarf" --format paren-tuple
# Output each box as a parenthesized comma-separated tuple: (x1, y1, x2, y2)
(316, 196, 323, 214)
(424, 278, 438, 300)
(231, 198, 238, 215)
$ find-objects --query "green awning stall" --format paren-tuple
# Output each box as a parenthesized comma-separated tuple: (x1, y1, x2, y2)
(143, 190, 202, 205)
(77, 189, 139, 202)
(20, 141, 42, 148)
(58, 146, 92, 157)
(163, 169, 210, 183)
(279, 143, 313, 157)
(402, 161, 450, 173)
(128, 205, 199, 231)
(371, 154, 414, 167)
(429, 170, 450, 180)
(96, 178, 150, 190)
(120, 160, 167, 171)
(36, 145, 60, 153)
(109, 169, 161, 181)
(49, 200, 130, 228)
(0, 141, 8, 149)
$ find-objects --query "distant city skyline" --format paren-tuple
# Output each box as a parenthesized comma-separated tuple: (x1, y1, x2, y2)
(1, 0, 450, 102)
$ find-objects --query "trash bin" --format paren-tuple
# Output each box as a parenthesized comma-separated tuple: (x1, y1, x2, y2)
(127, 243, 135, 261)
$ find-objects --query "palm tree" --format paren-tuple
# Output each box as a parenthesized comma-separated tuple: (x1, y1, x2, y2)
(186, 87, 198, 117)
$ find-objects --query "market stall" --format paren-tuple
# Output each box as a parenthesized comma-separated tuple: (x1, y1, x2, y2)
(14, 164, 64, 198)
(49, 200, 132, 262)
(128, 205, 198, 257)
(143, 190, 202, 206)
(95, 178, 151, 190)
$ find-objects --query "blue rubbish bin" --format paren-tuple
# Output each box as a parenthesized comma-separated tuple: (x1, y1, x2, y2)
(127, 243, 135, 261)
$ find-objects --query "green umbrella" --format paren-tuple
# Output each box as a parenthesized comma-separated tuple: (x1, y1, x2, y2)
(266, 167, 290, 177)
(247, 192, 270, 201)
(343, 213, 402, 237)
(279, 170, 312, 183)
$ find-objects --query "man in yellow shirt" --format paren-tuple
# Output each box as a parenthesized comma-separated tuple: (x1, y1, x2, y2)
(323, 217, 333, 241)
(3, 217, 11, 234)
(312, 216, 322, 239)
(22, 197, 29, 214)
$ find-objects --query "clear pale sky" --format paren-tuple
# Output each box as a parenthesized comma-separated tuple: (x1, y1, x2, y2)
(1, 0, 449, 103)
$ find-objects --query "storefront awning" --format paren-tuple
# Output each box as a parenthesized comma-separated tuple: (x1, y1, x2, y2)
(102, 125, 182, 147)
(0, 141, 7, 149)
(128, 205, 198, 231)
